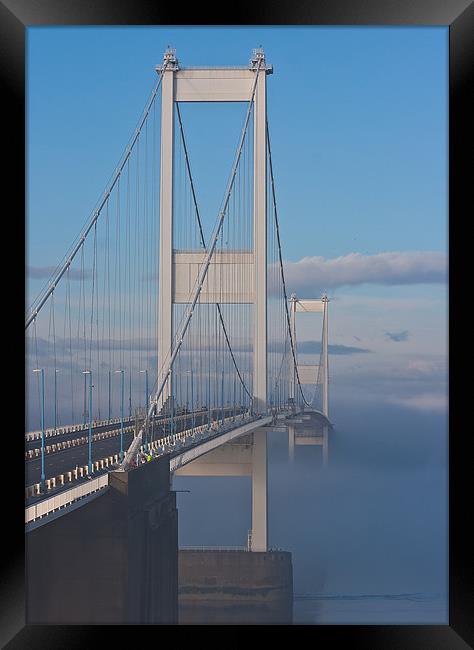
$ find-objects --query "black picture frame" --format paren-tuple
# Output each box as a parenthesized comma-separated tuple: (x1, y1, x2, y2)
(3, 0, 472, 646)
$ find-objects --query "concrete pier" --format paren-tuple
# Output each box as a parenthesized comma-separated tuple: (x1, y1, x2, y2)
(178, 549, 293, 623)
(26, 455, 178, 624)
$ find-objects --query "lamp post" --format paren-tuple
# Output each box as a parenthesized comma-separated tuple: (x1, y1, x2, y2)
(108, 369, 111, 422)
(54, 369, 60, 431)
(83, 370, 93, 473)
(139, 369, 149, 412)
(191, 368, 195, 433)
(115, 370, 125, 461)
(82, 370, 87, 426)
(185, 369, 195, 434)
(220, 369, 225, 427)
(139, 369, 149, 447)
(33, 368, 46, 492)
(169, 368, 174, 437)
(233, 374, 236, 421)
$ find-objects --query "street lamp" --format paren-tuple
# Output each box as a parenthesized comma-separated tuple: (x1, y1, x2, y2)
(33, 368, 46, 491)
(184, 369, 195, 434)
(169, 368, 175, 437)
(139, 369, 149, 448)
(83, 370, 93, 473)
(221, 369, 225, 426)
(115, 370, 125, 461)
(108, 369, 111, 422)
(190, 368, 195, 433)
(54, 369, 60, 431)
(82, 370, 88, 426)
(139, 369, 149, 412)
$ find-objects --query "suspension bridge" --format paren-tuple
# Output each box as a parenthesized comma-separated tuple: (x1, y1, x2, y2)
(25, 47, 331, 622)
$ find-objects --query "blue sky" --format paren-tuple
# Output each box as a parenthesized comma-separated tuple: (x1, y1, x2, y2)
(27, 25, 448, 419)
(27, 26, 447, 261)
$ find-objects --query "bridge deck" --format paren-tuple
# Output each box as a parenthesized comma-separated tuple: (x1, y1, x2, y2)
(25, 407, 239, 488)
(25, 412, 279, 528)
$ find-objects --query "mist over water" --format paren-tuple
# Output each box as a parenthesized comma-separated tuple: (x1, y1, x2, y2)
(174, 401, 448, 624)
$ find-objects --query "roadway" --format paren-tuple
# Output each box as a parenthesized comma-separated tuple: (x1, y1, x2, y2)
(25, 411, 275, 534)
(26, 409, 203, 451)
(25, 409, 266, 514)
(25, 417, 134, 451)
(25, 407, 241, 489)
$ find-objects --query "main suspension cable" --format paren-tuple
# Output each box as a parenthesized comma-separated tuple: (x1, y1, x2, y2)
(175, 102, 252, 401)
(26, 61, 170, 330)
(266, 119, 311, 408)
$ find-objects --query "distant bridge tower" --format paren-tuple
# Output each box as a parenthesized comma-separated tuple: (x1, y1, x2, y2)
(289, 293, 329, 419)
(156, 47, 273, 415)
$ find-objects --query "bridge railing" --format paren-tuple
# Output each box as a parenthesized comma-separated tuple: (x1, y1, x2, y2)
(25, 416, 136, 442)
(180, 546, 248, 551)
(25, 473, 109, 525)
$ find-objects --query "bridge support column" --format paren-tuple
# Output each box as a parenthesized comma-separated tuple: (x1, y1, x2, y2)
(253, 59, 268, 415)
(322, 424, 329, 466)
(251, 429, 267, 552)
(157, 54, 176, 410)
(288, 424, 295, 462)
(289, 295, 297, 404)
(322, 295, 329, 419)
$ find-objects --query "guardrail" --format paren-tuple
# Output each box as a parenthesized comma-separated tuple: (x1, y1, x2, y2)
(25, 453, 123, 498)
(24, 412, 272, 525)
(25, 416, 135, 442)
(25, 426, 135, 460)
(24, 419, 216, 495)
(25, 409, 236, 443)
(25, 414, 253, 496)
(180, 546, 248, 551)
(25, 473, 109, 524)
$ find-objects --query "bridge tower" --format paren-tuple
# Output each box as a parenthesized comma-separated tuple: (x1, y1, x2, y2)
(156, 47, 273, 415)
(289, 294, 329, 419)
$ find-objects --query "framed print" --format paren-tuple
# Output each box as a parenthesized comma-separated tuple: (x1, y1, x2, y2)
(2, 0, 472, 646)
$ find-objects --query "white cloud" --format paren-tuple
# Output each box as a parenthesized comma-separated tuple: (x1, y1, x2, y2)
(407, 359, 444, 374)
(283, 251, 447, 294)
(27, 266, 92, 280)
(386, 392, 448, 413)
